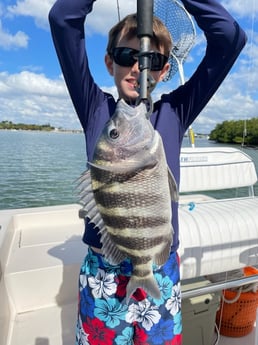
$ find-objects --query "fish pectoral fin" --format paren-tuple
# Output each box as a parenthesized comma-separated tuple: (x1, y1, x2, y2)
(99, 227, 126, 265)
(167, 167, 179, 202)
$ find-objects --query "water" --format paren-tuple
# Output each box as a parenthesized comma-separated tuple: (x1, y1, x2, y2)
(0, 130, 258, 210)
(0, 130, 86, 209)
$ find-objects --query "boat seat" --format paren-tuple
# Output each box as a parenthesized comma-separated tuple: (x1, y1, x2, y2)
(179, 197, 258, 279)
(3, 205, 86, 315)
(179, 147, 257, 194)
(178, 147, 258, 279)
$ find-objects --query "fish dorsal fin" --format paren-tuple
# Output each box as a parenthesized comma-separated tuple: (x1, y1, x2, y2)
(167, 167, 179, 202)
(76, 169, 105, 232)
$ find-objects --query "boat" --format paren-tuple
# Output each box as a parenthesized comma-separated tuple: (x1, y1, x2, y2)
(1, 146, 258, 345)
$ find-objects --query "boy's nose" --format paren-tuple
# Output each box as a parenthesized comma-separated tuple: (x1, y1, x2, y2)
(131, 60, 140, 72)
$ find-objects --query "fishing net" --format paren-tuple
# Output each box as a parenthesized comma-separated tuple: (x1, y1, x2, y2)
(154, 0, 196, 82)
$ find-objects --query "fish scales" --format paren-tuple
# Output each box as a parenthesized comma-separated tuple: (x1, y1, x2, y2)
(78, 99, 178, 302)
(91, 164, 171, 227)
(91, 164, 172, 255)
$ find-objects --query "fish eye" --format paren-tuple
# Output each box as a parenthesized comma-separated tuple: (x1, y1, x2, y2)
(109, 128, 119, 139)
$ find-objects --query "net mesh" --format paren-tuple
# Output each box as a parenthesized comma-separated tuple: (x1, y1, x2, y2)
(154, 0, 196, 81)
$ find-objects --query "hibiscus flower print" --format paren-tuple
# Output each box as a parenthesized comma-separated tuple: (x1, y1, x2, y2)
(115, 275, 130, 300)
(126, 299, 161, 331)
(147, 318, 174, 344)
(79, 284, 95, 320)
(84, 250, 99, 276)
(134, 325, 149, 345)
(170, 334, 182, 345)
(165, 282, 181, 316)
(163, 253, 180, 283)
(173, 311, 182, 335)
(79, 272, 88, 292)
(83, 317, 115, 345)
(152, 273, 173, 306)
(114, 326, 134, 345)
(88, 268, 117, 299)
(76, 314, 90, 345)
(94, 298, 127, 328)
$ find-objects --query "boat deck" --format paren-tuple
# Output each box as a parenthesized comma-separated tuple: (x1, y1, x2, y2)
(1, 205, 257, 345)
(7, 302, 257, 345)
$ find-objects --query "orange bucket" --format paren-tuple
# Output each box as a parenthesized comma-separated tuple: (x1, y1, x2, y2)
(216, 267, 258, 337)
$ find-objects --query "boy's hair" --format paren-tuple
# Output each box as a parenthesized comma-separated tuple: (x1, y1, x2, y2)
(106, 14, 172, 57)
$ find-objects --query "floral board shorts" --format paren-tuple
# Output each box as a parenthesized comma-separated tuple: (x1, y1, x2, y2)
(76, 248, 182, 345)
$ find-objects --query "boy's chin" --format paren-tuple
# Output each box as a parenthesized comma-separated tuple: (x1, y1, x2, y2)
(122, 92, 139, 103)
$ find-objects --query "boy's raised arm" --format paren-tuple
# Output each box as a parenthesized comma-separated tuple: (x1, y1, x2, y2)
(49, 0, 103, 129)
(173, 0, 247, 128)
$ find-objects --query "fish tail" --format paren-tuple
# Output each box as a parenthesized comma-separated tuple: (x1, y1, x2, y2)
(126, 274, 161, 303)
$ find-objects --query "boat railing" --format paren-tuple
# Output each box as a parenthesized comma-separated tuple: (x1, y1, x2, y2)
(182, 274, 258, 299)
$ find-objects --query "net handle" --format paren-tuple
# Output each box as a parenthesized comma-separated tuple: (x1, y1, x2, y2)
(136, 0, 155, 106)
(137, 0, 153, 38)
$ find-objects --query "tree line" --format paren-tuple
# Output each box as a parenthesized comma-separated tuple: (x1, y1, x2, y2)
(209, 117, 258, 145)
(0, 121, 55, 131)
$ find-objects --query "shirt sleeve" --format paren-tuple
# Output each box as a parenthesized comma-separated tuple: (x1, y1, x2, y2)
(48, 0, 105, 131)
(168, 0, 247, 130)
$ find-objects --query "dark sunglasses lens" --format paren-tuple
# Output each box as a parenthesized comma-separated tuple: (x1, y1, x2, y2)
(112, 47, 138, 67)
(112, 48, 168, 71)
(150, 53, 168, 71)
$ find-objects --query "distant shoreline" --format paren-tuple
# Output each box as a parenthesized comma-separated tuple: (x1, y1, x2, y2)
(0, 121, 83, 133)
(0, 128, 83, 134)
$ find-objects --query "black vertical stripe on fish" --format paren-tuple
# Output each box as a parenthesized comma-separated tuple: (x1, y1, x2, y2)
(108, 233, 169, 250)
(101, 214, 169, 229)
(133, 269, 152, 277)
(93, 190, 162, 208)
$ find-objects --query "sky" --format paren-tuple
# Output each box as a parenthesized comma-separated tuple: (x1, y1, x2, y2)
(0, 0, 257, 134)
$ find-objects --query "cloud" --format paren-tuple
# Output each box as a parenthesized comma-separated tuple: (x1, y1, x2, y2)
(82, 0, 137, 36)
(4, 0, 258, 35)
(0, 71, 81, 129)
(221, 0, 258, 18)
(0, 43, 257, 133)
(1, 0, 257, 134)
(7, 0, 56, 30)
(0, 20, 29, 50)
(6, 0, 136, 33)
(4, 0, 257, 45)
(194, 66, 258, 134)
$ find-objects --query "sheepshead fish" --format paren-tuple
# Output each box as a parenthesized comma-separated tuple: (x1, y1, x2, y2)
(78, 99, 178, 302)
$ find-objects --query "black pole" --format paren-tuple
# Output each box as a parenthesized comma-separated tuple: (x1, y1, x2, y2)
(137, 0, 154, 102)
(137, 0, 153, 38)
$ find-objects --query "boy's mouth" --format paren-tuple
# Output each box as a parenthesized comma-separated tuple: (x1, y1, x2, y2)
(126, 78, 138, 90)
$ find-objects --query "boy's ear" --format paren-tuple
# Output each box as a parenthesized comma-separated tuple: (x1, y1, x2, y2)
(158, 62, 170, 82)
(105, 54, 114, 76)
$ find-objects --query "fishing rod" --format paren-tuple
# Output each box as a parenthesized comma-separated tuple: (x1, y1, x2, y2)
(137, 0, 156, 111)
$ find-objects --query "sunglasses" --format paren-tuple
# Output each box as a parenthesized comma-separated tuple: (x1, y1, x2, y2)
(112, 47, 168, 71)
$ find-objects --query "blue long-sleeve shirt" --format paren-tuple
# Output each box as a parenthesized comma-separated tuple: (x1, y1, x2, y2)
(49, 0, 246, 252)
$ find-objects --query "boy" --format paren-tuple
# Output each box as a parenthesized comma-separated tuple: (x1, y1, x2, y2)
(49, 1, 246, 344)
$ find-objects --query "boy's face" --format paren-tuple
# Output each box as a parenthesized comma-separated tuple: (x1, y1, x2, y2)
(105, 36, 170, 102)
